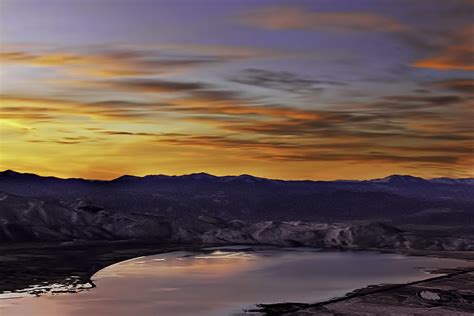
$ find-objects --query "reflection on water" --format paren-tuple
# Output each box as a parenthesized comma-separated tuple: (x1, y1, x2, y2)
(1, 247, 473, 316)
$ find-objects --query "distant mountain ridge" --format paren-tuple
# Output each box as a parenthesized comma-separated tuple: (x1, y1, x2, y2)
(0, 169, 473, 228)
(1, 169, 473, 184)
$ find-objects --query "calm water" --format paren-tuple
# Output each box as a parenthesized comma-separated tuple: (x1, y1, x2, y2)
(1, 246, 473, 316)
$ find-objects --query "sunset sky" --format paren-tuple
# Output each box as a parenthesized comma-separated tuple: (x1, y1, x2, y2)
(0, 0, 473, 180)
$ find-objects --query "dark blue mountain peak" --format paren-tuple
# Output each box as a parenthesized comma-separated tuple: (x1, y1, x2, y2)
(184, 172, 217, 180)
(112, 174, 141, 181)
(0, 169, 21, 176)
(371, 175, 427, 184)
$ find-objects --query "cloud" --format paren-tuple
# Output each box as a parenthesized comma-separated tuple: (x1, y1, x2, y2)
(0, 95, 159, 122)
(230, 68, 345, 93)
(383, 95, 465, 107)
(2, 72, 472, 176)
(413, 45, 474, 71)
(98, 130, 160, 137)
(26, 135, 103, 145)
(167, 90, 323, 121)
(161, 88, 472, 168)
(101, 79, 206, 93)
(263, 152, 460, 164)
(431, 79, 474, 94)
(412, 25, 474, 71)
(239, 6, 406, 32)
(0, 49, 219, 78)
(0, 44, 288, 79)
(148, 129, 467, 167)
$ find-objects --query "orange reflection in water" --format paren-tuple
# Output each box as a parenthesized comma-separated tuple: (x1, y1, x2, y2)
(1, 249, 474, 316)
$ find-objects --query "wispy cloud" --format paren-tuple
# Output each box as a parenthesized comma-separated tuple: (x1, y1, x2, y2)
(0, 44, 288, 79)
(100, 79, 206, 93)
(239, 6, 406, 32)
(432, 79, 474, 94)
(230, 68, 345, 93)
(0, 49, 190, 77)
(412, 25, 474, 71)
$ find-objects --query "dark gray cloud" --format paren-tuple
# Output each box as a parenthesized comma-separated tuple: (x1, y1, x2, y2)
(230, 68, 345, 93)
(102, 79, 207, 93)
(432, 79, 474, 94)
(383, 95, 466, 107)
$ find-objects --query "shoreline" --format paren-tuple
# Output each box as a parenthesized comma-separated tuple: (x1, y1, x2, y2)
(0, 241, 198, 295)
(1, 241, 474, 314)
(250, 266, 474, 315)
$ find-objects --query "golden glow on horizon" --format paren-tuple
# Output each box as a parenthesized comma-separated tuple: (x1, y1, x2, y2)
(1, 2, 473, 180)
(1, 90, 473, 180)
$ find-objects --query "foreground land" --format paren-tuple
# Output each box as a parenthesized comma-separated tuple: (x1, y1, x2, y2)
(1, 241, 474, 315)
(253, 264, 474, 315)
(290, 269, 474, 315)
(1, 171, 473, 314)
(0, 241, 194, 295)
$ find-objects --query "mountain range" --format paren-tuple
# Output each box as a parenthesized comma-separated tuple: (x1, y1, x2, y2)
(1, 169, 473, 246)
(1, 170, 473, 225)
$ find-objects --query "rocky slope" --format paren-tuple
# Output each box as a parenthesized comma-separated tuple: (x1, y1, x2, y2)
(0, 192, 175, 242)
(1, 192, 473, 251)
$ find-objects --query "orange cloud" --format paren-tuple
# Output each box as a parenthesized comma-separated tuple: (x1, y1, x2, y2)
(412, 26, 474, 71)
(239, 6, 406, 32)
(0, 95, 157, 122)
(1, 79, 473, 180)
(413, 45, 474, 71)
(0, 44, 290, 79)
(168, 89, 323, 121)
(0, 51, 88, 66)
(0, 50, 199, 77)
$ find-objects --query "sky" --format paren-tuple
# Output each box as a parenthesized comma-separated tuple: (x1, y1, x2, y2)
(0, 0, 473, 180)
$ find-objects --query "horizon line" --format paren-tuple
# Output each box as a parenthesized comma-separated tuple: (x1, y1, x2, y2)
(1, 169, 472, 183)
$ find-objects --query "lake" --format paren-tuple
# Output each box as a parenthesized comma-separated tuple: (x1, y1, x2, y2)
(1, 246, 473, 316)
